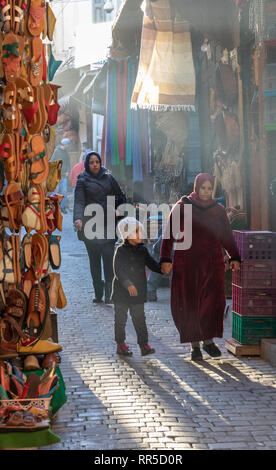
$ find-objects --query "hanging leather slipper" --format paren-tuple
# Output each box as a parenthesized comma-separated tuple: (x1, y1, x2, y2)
(1, 1, 13, 33)
(2, 33, 23, 82)
(31, 233, 48, 280)
(46, 2, 56, 41)
(49, 193, 63, 232)
(43, 83, 60, 126)
(56, 279, 67, 309)
(30, 37, 43, 86)
(2, 82, 19, 131)
(28, 135, 49, 184)
(4, 181, 24, 230)
(13, 0, 25, 35)
(16, 77, 34, 108)
(26, 282, 50, 339)
(24, 85, 42, 135)
(22, 232, 33, 269)
(22, 184, 47, 233)
(27, 0, 46, 37)
(46, 160, 62, 193)
(38, 84, 48, 132)
(1, 288, 28, 344)
(0, 133, 18, 182)
(47, 234, 61, 270)
(10, 234, 21, 284)
(43, 124, 56, 160)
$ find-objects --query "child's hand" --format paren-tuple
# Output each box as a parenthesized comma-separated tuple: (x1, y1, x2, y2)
(128, 285, 138, 296)
(161, 262, 172, 275)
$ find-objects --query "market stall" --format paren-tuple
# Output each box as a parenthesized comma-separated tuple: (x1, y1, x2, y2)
(0, 0, 67, 448)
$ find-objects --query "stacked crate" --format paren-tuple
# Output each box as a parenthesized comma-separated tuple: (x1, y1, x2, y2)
(231, 231, 276, 345)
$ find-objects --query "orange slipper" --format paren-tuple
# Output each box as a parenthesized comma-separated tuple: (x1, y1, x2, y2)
(22, 183, 47, 233)
(43, 83, 60, 126)
(0, 134, 18, 182)
(24, 85, 42, 135)
(28, 135, 49, 184)
(27, 0, 46, 37)
(4, 182, 24, 231)
(2, 33, 23, 83)
(2, 82, 20, 131)
(30, 37, 43, 86)
(31, 233, 48, 280)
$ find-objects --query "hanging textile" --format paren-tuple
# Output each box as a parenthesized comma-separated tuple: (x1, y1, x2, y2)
(131, 0, 196, 111)
(103, 56, 150, 182)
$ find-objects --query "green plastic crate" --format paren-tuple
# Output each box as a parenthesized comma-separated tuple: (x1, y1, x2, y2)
(232, 312, 276, 345)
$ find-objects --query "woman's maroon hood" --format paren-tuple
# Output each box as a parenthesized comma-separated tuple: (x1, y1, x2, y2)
(188, 173, 216, 208)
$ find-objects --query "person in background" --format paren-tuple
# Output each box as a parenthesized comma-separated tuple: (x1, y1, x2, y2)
(73, 150, 126, 305)
(112, 217, 163, 357)
(160, 173, 241, 361)
(51, 138, 71, 214)
(68, 144, 87, 191)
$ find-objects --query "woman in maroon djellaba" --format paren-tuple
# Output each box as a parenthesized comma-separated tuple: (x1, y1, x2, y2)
(160, 173, 241, 361)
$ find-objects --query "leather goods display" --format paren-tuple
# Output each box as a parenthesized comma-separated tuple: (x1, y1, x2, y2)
(0, 0, 65, 440)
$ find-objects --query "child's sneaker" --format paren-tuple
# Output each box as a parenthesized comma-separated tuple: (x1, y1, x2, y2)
(140, 344, 155, 356)
(117, 342, 133, 356)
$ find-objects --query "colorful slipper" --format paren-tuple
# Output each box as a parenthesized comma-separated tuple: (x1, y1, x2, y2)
(2, 82, 19, 131)
(27, 0, 46, 37)
(2, 33, 23, 82)
(46, 3, 56, 41)
(28, 135, 49, 184)
(4, 181, 24, 230)
(30, 37, 43, 86)
(0, 133, 18, 182)
(22, 232, 33, 269)
(48, 234, 61, 269)
(26, 282, 50, 338)
(22, 184, 47, 233)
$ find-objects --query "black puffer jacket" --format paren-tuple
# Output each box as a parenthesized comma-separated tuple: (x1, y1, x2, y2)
(73, 167, 126, 240)
(112, 240, 162, 304)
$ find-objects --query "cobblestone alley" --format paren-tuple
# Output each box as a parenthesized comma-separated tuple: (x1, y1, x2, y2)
(48, 213, 276, 450)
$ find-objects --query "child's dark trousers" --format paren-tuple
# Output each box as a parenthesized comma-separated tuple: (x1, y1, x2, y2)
(114, 303, 148, 346)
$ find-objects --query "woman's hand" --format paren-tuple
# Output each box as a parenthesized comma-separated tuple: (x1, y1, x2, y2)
(161, 262, 172, 275)
(128, 285, 138, 296)
(74, 219, 83, 231)
(229, 260, 240, 271)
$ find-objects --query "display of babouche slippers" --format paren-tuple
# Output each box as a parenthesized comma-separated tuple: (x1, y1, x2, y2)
(0, 0, 66, 384)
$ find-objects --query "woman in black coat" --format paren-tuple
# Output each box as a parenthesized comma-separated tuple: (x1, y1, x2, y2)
(73, 150, 126, 304)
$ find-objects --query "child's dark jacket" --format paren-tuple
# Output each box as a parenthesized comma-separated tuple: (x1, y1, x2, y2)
(112, 240, 162, 304)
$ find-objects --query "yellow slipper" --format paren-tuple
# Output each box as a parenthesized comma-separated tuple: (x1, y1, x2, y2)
(17, 339, 62, 355)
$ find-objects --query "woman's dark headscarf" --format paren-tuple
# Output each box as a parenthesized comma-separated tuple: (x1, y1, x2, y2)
(84, 150, 101, 174)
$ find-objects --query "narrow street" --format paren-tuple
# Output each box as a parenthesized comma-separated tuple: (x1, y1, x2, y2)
(48, 213, 276, 451)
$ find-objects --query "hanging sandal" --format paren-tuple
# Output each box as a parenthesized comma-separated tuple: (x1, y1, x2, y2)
(21, 232, 33, 269)
(29, 37, 43, 86)
(27, 0, 46, 37)
(47, 234, 61, 270)
(27, 135, 49, 184)
(43, 83, 60, 126)
(43, 124, 56, 160)
(13, 0, 26, 35)
(31, 232, 48, 280)
(1, 288, 28, 344)
(0, 133, 18, 182)
(26, 282, 50, 338)
(2, 32, 23, 82)
(1, 1, 12, 33)
(4, 181, 24, 230)
(22, 184, 47, 233)
(2, 82, 19, 131)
